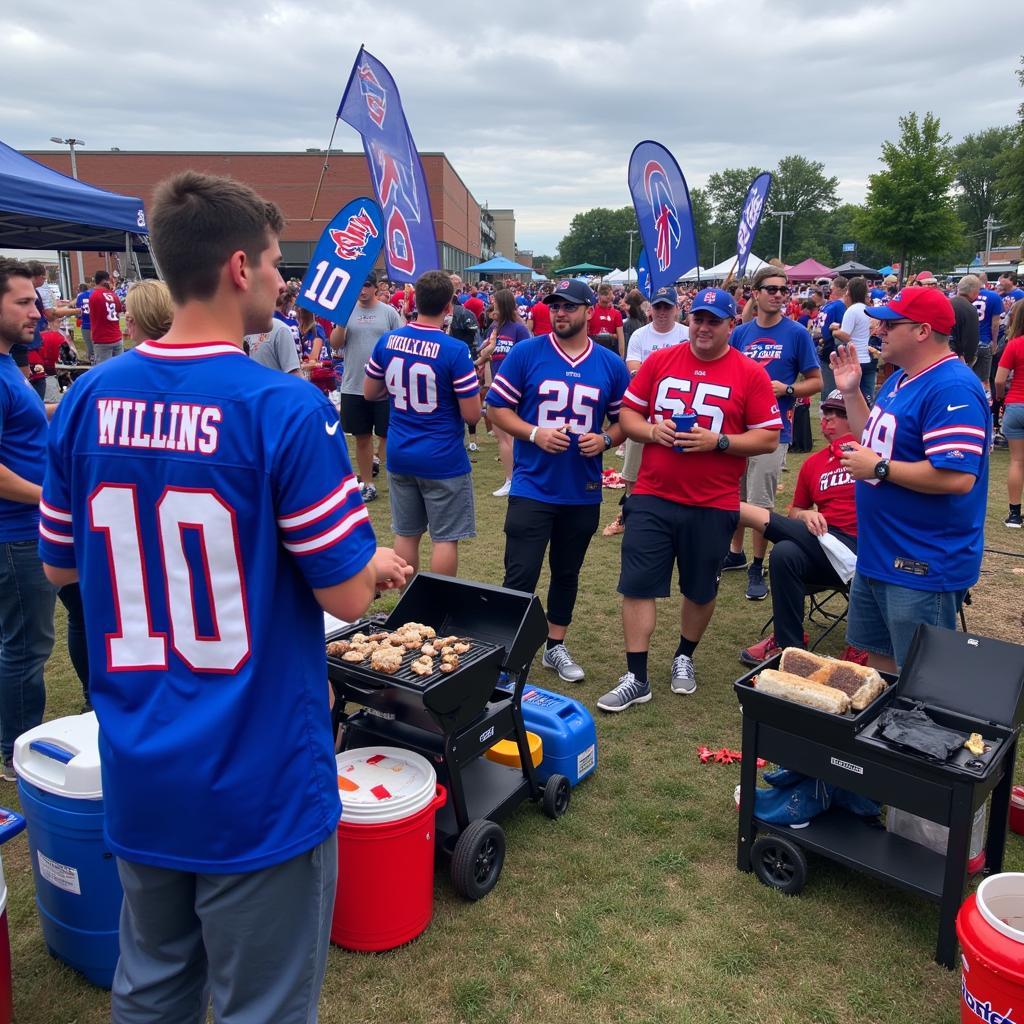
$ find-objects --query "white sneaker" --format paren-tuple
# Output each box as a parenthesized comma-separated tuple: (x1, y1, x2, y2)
(468, 441, 479, 452)
(492, 479, 511, 497)
(542, 643, 585, 682)
(670, 654, 697, 695)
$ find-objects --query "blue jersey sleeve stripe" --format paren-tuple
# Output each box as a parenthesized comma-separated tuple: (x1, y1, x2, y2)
(488, 379, 520, 405)
(455, 382, 480, 396)
(283, 506, 371, 555)
(39, 523, 74, 545)
(39, 513, 73, 538)
(277, 476, 361, 531)
(490, 374, 521, 399)
(365, 359, 385, 379)
(39, 498, 72, 522)
(922, 426, 987, 441)
(453, 370, 478, 386)
(925, 441, 985, 456)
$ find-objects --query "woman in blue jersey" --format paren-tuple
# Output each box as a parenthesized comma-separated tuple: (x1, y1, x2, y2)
(477, 289, 529, 497)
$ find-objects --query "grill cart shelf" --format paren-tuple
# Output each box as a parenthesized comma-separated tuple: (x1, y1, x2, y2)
(328, 573, 571, 900)
(734, 625, 1024, 969)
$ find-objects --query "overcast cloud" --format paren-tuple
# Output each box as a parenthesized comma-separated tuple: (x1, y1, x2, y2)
(3, 0, 1021, 255)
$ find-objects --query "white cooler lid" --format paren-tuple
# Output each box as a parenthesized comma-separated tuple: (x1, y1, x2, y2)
(336, 747, 436, 824)
(13, 712, 102, 800)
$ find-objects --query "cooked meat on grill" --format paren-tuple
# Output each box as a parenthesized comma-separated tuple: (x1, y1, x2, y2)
(326, 640, 350, 656)
(410, 656, 433, 676)
(370, 648, 403, 674)
(367, 632, 389, 642)
(452, 642, 470, 655)
(342, 649, 368, 663)
(439, 660, 457, 674)
(421, 643, 437, 656)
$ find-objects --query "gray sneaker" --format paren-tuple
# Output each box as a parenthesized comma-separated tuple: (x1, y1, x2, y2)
(670, 654, 697, 695)
(597, 673, 652, 713)
(360, 483, 378, 503)
(1, 758, 16, 783)
(542, 643, 585, 682)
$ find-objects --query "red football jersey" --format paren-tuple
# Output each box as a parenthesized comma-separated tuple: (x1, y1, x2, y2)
(791, 434, 858, 536)
(623, 343, 782, 510)
(88, 288, 123, 343)
(590, 305, 623, 339)
(528, 302, 551, 336)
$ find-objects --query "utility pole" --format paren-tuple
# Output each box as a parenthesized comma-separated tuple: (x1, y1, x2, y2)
(626, 228, 637, 283)
(983, 213, 1005, 266)
(769, 211, 795, 261)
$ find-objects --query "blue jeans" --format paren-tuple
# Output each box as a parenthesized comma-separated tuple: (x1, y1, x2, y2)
(0, 540, 56, 760)
(859, 361, 877, 406)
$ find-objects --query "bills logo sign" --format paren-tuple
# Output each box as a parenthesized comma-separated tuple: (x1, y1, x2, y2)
(628, 141, 698, 294)
(297, 197, 384, 326)
(338, 48, 439, 284)
(736, 172, 772, 279)
(329, 207, 379, 261)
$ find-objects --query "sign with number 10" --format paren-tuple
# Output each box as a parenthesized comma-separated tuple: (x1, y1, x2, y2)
(296, 197, 385, 326)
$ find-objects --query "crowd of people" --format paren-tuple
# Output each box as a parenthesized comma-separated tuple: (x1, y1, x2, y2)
(0, 166, 1021, 1018)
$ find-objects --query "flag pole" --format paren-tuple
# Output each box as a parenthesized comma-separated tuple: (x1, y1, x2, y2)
(309, 118, 341, 221)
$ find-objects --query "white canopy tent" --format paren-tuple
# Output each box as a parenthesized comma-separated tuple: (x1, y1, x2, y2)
(678, 253, 772, 282)
(604, 267, 637, 284)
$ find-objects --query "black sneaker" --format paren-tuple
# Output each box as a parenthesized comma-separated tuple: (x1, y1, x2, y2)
(372, 456, 381, 478)
(1005, 511, 1023, 529)
(745, 565, 768, 601)
(721, 550, 748, 572)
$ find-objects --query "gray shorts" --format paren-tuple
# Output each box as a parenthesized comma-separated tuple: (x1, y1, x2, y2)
(973, 346, 992, 389)
(622, 438, 643, 483)
(740, 443, 788, 509)
(93, 341, 123, 363)
(389, 471, 476, 542)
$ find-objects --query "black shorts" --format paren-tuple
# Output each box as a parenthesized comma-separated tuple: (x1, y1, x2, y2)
(618, 494, 738, 604)
(339, 394, 390, 438)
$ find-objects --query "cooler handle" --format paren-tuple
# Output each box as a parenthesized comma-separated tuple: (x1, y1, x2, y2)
(29, 741, 75, 764)
(431, 784, 447, 811)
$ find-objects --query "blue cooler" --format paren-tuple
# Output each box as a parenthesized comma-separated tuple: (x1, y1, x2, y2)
(14, 713, 122, 988)
(520, 686, 597, 786)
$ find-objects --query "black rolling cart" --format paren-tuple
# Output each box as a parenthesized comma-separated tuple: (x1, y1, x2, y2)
(735, 625, 1024, 968)
(328, 573, 571, 900)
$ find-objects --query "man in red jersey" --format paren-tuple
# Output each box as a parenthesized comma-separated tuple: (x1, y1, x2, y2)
(597, 287, 782, 712)
(738, 389, 858, 665)
(591, 283, 625, 356)
(87, 270, 124, 362)
(526, 283, 553, 336)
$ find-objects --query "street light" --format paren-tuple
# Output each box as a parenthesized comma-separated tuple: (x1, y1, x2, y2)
(769, 210, 795, 260)
(626, 228, 638, 283)
(50, 137, 86, 287)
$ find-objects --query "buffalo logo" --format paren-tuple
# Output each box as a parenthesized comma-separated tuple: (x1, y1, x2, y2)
(558, 281, 571, 291)
(357, 62, 386, 128)
(643, 160, 681, 273)
(703, 291, 716, 303)
(329, 208, 379, 261)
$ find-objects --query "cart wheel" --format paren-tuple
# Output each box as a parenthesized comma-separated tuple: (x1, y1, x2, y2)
(750, 834, 808, 895)
(450, 820, 506, 901)
(542, 774, 571, 819)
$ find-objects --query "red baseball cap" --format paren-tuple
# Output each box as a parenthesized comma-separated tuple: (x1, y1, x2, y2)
(864, 286, 955, 336)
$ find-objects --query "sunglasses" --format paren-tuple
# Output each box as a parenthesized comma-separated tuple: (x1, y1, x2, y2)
(547, 302, 584, 312)
(879, 319, 922, 331)
(757, 285, 791, 296)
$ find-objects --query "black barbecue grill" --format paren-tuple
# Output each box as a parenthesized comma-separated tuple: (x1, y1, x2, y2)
(734, 624, 1024, 968)
(328, 573, 571, 900)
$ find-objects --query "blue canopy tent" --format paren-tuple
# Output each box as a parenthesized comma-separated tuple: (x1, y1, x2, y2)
(878, 265, 895, 277)
(465, 255, 535, 276)
(0, 139, 148, 253)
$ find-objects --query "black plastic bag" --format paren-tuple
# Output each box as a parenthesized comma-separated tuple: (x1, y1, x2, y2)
(876, 702, 966, 761)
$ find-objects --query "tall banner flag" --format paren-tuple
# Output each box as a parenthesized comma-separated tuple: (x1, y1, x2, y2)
(636, 247, 652, 299)
(296, 197, 385, 325)
(628, 141, 698, 293)
(736, 172, 772, 279)
(337, 48, 438, 283)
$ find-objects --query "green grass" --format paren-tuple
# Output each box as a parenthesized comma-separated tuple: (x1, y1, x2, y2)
(6, 420, 1023, 1023)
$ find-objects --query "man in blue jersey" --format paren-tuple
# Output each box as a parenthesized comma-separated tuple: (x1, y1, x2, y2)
(831, 286, 990, 671)
(365, 270, 482, 577)
(0, 258, 56, 782)
(817, 275, 848, 399)
(972, 274, 1004, 398)
(724, 266, 822, 600)
(74, 282, 94, 363)
(486, 279, 630, 683)
(38, 171, 411, 1022)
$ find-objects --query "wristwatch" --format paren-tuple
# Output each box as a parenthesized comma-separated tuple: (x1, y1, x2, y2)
(784, 384, 795, 398)
(602, 432, 613, 450)
(873, 457, 890, 480)
(716, 433, 731, 452)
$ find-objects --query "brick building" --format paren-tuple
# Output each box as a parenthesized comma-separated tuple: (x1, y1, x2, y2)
(23, 149, 500, 285)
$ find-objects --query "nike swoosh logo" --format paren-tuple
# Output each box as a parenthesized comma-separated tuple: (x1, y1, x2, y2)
(325, 421, 340, 436)
(946, 404, 968, 412)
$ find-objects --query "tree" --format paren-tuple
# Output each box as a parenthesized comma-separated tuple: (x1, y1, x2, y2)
(857, 112, 963, 282)
(705, 166, 767, 228)
(688, 187, 715, 267)
(769, 155, 840, 263)
(953, 126, 1015, 240)
(555, 207, 640, 270)
(998, 55, 1024, 237)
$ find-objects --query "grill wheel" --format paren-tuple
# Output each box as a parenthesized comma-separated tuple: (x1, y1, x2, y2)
(450, 819, 506, 900)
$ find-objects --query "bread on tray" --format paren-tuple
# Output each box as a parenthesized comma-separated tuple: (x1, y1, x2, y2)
(754, 668, 851, 714)
(779, 648, 887, 711)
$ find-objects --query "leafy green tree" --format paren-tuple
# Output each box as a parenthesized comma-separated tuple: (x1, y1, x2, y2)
(953, 126, 1015, 239)
(688, 186, 715, 267)
(998, 55, 1024, 236)
(555, 207, 640, 270)
(705, 166, 767, 228)
(857, 112, 964, 282)
(818, 204, 890, 269)
(769, 155, 840, 263)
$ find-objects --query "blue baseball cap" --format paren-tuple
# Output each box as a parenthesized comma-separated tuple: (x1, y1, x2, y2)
(689, 287, 736, 320)
(651, 286, 678, 306)
(543, 279, 596, 307)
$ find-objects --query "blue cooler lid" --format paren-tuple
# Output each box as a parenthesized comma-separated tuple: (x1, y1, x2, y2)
(13, 712, 102, 800)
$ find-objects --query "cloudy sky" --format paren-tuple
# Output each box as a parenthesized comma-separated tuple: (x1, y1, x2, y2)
(3, 0, 1021, 255)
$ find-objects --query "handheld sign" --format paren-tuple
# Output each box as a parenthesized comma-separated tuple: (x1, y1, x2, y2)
(296, 198, 384, 326)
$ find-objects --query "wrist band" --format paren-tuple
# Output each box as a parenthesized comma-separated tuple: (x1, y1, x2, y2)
(529, 426, 539, 444)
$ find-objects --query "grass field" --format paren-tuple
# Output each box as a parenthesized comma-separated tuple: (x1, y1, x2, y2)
(5, 417, 1024, 1024)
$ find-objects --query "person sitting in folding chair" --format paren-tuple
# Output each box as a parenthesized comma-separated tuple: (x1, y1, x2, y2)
(739, 389, 860, 666)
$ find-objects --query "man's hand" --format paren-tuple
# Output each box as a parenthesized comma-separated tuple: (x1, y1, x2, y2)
(829, 343, 863, 393)
(771, 380, 789, 398)
(672, 425, 718, 453)
(576, 432, 605, 457)
(649, 417, 677, 447)
(371, 547, 414, 591)
(838, 440, 882, 480)
(533, 426, 571, 453)
(796, 509, 829, 536)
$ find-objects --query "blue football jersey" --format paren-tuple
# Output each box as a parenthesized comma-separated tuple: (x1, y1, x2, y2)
(38, 339, 377, 873)
(365, 323, 479, 479)
(974, 289, 1004, 345)
(855, 353, 990, 592)
(75, 290, 91, 329)
(486, 334, 630, 505)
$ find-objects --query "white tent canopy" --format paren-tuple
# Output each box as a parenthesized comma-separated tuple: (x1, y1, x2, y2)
(605, 267, 636, 284)
(678, 254, 771, 282)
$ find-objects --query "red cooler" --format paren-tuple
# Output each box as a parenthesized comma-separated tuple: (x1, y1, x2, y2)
(957, 873, 1024, 1023)
(332, 747, 446, 952)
